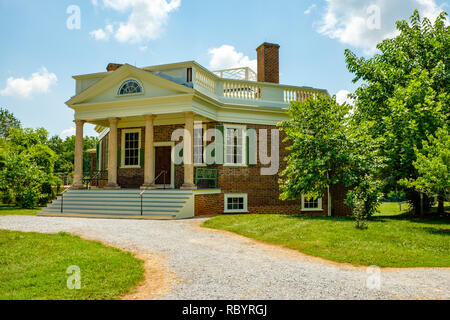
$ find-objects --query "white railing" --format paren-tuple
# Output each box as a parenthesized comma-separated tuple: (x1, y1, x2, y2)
(213, 67, 257, 82)
(223, 80, 262, 100)
(194, 68, 325, 106)
(195, 69, 216, 94)
(283, 88, 317, 103)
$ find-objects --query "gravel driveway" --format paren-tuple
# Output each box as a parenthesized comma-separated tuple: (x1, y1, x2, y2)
(1, 215, 448, 300)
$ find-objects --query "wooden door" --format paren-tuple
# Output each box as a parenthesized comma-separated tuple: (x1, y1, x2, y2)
(155, 146, 172, 186)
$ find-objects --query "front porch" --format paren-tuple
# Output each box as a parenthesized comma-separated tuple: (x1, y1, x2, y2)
(73, 111, 211, 192)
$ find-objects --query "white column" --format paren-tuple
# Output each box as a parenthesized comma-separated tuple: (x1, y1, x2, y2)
(141, 115, 157, 190)
(73, 120, 85, 189)
(105, 117, 120, 189)
(181, 112, 197, 190)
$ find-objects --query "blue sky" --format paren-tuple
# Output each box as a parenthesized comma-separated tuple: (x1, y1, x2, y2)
(0, 0, 448, 137)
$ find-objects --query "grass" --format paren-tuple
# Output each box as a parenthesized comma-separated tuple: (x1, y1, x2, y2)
(0, 230, 145, 300)
(0, 204, 41, 216)
(202, 202, 450, 268)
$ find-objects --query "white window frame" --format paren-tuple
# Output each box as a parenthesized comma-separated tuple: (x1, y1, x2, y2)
(121, 128, 141, 168)
(224, 193, 248, 213)
(301, 195, 323, 211)
(194, 122, 207, 167)
(224, 124, 247, 167)
(116, 78, 145, 97)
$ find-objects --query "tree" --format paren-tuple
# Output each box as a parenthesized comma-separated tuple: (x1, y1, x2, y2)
(8, 127, 48, 151)
(59, 135, 98, 173)
(46, 135, 74, 173)
(401, 127, 449, 214)
(278, 95, 382, 226)
(0, 127, 58, 208)
(346, 177, 383, 229)
(278, 95, 353, 201)
(345, 10, 449, 214)
(0, 108, 21, 138)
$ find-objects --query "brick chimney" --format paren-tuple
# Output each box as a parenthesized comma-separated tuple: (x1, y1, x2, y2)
(106, 63, 123, 72)
(256, 43, 280, 83)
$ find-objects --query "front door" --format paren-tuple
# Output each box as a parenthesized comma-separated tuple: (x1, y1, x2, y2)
(155, 146, 172, 187)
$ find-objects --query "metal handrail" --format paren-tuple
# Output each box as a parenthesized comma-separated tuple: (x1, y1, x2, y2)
(87, 170, 106, 189)
(139, 170, 167, 216)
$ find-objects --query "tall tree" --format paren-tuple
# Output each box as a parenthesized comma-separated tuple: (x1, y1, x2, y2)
(278, 95, 382, 226)
(0, 108, 21, 138)
(345, 10, 449, 214)
(401, 127, 449, 214)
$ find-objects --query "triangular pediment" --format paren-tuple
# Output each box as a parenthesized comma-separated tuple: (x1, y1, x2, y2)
(66, 64, 193, 106)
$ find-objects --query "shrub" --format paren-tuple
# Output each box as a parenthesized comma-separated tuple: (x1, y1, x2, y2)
(346, 177, 382, 229)
(20, 188, 38, 209)
(2, 189, 15, 205)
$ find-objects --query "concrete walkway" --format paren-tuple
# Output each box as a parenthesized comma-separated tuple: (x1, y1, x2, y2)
(1, 216, 448, 300)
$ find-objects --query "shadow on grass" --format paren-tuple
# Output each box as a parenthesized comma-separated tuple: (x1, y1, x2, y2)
(422, 227, 450, 236)
(283, 212, 450, 227)
(0, 205, 17, 211)
(284, 214, 354, 223)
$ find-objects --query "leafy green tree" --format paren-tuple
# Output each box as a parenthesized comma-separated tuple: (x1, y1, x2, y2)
(346, 177, 383, 229)
(0, 151, 47, 208)
(0, 127, 58, 207)
(401, 127, 449, 214)
(279, 95, 382, 226)
(46, 135, 74, 173)
(8, 127, 49, 151)
(345, 10, 449, 214)
(0, 108, 21, 138)
(60, 135, 98, 173)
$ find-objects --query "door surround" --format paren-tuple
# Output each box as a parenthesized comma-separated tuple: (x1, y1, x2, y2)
(154, 141, 175, 189)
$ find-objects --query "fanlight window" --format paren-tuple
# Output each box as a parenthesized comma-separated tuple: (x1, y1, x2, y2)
(118, 80, 142, 95)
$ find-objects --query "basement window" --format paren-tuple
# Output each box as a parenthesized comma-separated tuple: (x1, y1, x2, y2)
(224, 194, 248, 213)
(301, 195, 323, 211)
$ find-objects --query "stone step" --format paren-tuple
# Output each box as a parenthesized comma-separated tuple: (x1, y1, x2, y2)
(42, 207, 179, 215)
(43, 188, 195, 220)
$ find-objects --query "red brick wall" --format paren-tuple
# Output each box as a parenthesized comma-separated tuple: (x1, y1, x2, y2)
(195, 193, 224, 216)
(330, 184, 353, 217)
(257, 43, 280, 84)
(98, 122, 352, 216)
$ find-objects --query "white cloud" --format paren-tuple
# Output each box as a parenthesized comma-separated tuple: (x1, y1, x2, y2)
(0, 67, 57, 98)
(304, 4, 317, 15)
(208, 45, 257, 72)
(316, 0, 447, 55)
(91, 0, 181, 44)
(90, 24, 114, 40)
(336, 90, 355, 106)
(60, 127, 76, 139)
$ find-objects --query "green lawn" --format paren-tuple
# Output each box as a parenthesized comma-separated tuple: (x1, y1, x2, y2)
(0, 230, 144, 300)
(0, 204, 40, 216)
(202, 203, 450, 268)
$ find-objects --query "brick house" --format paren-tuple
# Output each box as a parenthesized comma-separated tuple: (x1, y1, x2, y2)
(41, 43, 352, 219)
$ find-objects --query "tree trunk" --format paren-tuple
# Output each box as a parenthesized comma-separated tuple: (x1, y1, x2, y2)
(437, 193, 445, 215)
